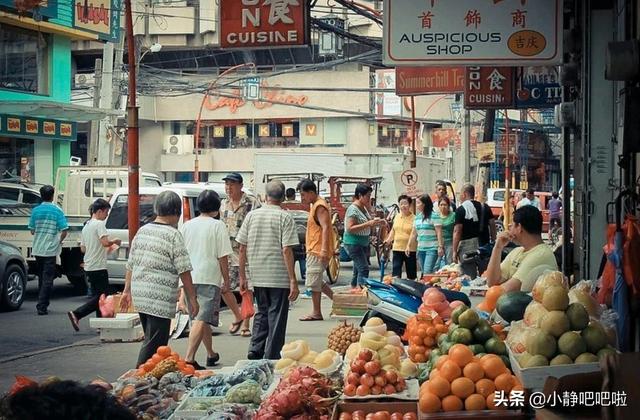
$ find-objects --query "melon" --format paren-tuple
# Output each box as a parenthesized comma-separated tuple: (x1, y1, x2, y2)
(526, 330, 557, 359)
(542, 286, 570, 311)
(524, 301, 549, 328)
(532, 271, 566, 302)
(540, 311, 571, 338)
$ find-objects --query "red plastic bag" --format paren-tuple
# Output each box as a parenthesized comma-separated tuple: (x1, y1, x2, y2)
(9, 375, 37, 396)
(99, 294, 115, 318)
(240, 290, 255, 319)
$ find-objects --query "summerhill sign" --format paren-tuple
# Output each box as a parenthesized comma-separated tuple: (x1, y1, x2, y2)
(205, 82, 308, 113)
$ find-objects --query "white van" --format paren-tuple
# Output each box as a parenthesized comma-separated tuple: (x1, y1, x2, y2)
(104, 184, 226, 284)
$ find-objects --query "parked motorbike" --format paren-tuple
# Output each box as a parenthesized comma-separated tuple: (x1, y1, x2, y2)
(360, 278, 471, 336)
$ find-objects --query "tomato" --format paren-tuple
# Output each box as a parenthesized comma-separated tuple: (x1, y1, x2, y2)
(364, 360, 381, 376)
(356, 384, 370, 396)
(359, 349, 374, 362)
(360, 373, 375, 388)
(344, 383, 357, 397)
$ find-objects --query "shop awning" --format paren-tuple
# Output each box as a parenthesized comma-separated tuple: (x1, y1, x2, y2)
(0, 101, 123, 122)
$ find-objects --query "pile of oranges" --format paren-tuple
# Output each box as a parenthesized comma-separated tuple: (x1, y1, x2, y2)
(419, 344, 523, 413)
(476, 286, 505, 313)
(135, 345, 196, 377)
(404, 314, 449, 363)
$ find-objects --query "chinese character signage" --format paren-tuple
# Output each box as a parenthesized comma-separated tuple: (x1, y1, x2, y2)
(395, 66, 465, 96)
(383, 0, 562, 66)
(464, 66, 515, 109)
(0, 115, 76, 141)
(375, 69, 402, 116)
(0, 0, 58, 19)
(74, 0, 122, 42)
(515, 66, 562, 108)
(476, 141, 496, 162)
(219, 0, 310, 49)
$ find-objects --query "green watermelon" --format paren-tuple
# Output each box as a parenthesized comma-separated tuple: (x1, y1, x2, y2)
(496, 291, 533, 322)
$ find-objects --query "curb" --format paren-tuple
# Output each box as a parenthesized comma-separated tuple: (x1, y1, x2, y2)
(0, 338, 102, 365)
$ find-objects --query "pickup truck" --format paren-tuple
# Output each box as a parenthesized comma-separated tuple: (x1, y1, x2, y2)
(0, 166, 161, 293)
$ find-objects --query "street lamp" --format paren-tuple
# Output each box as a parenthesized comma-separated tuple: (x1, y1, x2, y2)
(137, 43, 162, 75)
(193, 62, 256, 182)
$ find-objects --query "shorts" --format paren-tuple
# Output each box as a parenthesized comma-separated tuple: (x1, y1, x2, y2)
(188, 284, 221, 326)
(305, 254, 327, 292)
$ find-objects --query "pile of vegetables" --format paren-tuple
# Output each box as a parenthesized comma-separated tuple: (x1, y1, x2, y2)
(255, 366, 339, 420)
(135, 346, 197, 378)
(403, 314, 449, 363)
(190, 360, 273, 397)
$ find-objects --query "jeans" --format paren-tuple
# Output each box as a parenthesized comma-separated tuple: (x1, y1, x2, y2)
(73, 270, 110, 320)
(35, 256, 57, 312)
(418, 249, 439, 275)
(137, 313, 172, 367)
(344, 244, 370, 287)
(249, 287, 290, 360)
(295, 255, 307, 280)
(391, 251, 417, 279)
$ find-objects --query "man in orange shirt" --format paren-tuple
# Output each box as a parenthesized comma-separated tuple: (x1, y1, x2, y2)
(298, 179, 334, 321)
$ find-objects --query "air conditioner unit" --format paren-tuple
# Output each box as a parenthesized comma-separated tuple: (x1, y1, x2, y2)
(74, 73, 95, 88)
(163, 135, 194, 155)
(428, 147, 439, 157)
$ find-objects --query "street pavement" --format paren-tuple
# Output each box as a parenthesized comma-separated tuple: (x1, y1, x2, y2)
(0, 264, 367, 393)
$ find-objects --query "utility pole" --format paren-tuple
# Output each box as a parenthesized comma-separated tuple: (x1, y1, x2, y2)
(97, 42, 115, 165)
(457, 108, 471, 184)
(125, 0, 140, 244)
(111, 32, 125, 165)
(88, 58, 102, 165)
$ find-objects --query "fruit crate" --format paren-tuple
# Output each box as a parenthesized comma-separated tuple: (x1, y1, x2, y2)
(418, 409, 528, 419)
(331, 292, 368, 317)
(507, 347, 601, 391)
(332, 401, 418, 420)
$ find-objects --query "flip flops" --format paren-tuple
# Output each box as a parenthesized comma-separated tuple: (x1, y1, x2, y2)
(299, 314, 324, 321)
(228, 320, 243, 334)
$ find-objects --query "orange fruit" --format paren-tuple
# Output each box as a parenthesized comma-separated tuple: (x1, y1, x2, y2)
(427, 376, 451, 398)
(440, 360, 462, 382)
(429, 368, 440, 380)
(135, 367, 146, 376)
(417, 328, 427, 338)
(183, 365, 195, 375)
(511, 383, 524, 393)
(450, 377, 475, 399)
(441, 395, 463, 412)
(423, 336, 436, 347)
(143, 361, 156, 372)
(156, 346, 172, 357)
(475, 378, 496, 398)
(463, 362, 485, 382)
(465, 393, 487, 411)
(436, 324, 448, 333)
(481, 357, 508, 380)
(486, 392, 508, 410)
(480, 353, 500, 363)
(410, 335, 423, 346)
(151, 354, 164, 364)
(494, 373, 514, 393)
(426, 326, 437, 337)
(485, 285, 505, 304)
(448, 344, 474, 368)
(419, 392, 441, 414)
(435, 355, 450, 370)
(414, 353, 427, 363)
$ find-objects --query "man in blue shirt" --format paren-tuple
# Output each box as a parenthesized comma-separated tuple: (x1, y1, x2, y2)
(28, 185, 68, 315)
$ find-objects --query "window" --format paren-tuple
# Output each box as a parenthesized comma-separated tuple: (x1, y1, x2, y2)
(84, 179, 123, 198)
(0, 137, 35, 183)
(105, 194, 157, 229)
(22, 192, 41, 204)
(493, 191, 505, 202)
(0, 24, 49, 94)
(0, 187, 19, 202)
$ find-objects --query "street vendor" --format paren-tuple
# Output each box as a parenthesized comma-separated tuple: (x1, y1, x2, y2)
(485, 205, 558, 292)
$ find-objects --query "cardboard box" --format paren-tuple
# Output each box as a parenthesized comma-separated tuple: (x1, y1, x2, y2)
(332, 401, 417, 420)
(332, 292, 368, 317)
(98, 324, 144, 342)
(89, 313, 140, 329)
(507, 347, 601, 391)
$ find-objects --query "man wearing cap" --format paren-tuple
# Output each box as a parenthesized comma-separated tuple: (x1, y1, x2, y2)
(220, 172, 261, 337)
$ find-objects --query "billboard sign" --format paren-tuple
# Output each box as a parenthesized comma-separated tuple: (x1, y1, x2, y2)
(395, 66, 465, 96)
(383, 0, 562, 66)
(464, 66, 515, 109)
(375, 69, 402, 117)
(74, 0, 122, 42)
(219, 0, 310, 49)
(515, 66, 563, 108)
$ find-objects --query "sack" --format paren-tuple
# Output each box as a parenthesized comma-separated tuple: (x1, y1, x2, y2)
(99, 293, 134, 318)
(240, 290, 255, 319)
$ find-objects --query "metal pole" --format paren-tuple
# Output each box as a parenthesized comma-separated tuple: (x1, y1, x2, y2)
(88, 58, 102, 165)
(410, 96, 416, 168)
(561, 100, 572, 277)
(125, 0, 139, 244)
(504, 111, 512, 228)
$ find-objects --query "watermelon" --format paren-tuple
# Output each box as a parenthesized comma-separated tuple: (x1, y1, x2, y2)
(496, 291, 533, 322)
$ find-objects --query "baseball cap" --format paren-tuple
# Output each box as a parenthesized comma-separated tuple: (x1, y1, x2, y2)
(222, 172, 243, 183)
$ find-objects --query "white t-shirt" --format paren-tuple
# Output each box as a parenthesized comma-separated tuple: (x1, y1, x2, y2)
(81, 219, 108, 272)
(180, 216, 233, 286)
(516, 197, 541, 210)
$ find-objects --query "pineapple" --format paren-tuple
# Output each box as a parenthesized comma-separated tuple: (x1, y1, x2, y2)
(149, 359, 178, 379)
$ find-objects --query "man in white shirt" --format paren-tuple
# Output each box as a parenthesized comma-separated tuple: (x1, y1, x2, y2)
(516, 188, 542, 210)
(68, 199, 121, 331)
(180, 190, 233, 369)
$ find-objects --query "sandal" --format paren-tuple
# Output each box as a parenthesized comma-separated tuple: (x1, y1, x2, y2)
(299, 314, 324, 321)
(240, 329, 252, 337)
(228, 320, 243, 334)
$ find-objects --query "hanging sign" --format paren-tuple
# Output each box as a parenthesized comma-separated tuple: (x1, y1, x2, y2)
(0, 115, 76, 141)
(219, 0, 310, 49)
(395, 66, 465, 96)
(515, 66, 563, 108)
(464, 66, 516, 109)
(383, 0, 562, 66)
(73, 0, 122, 42)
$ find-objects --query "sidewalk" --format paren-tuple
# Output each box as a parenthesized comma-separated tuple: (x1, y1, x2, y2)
(0, 293, 347, 392)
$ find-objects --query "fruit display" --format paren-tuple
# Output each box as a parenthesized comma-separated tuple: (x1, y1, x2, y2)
(496, 291, 533, 322)
(191, 360, 274, 397)
(255, 366, 340, 419)
(418, 287, 459, 319)
(328, 321, 362, 354)
(343, 348, 408, 397)
(338, 410, 418, 420)
(508, 276, 617, 367)
(344, 318, 408, 374)
(276, 339, 342, 374)
(419, 345, 523, 414)
(434, 305, 510, 368)
(403, 314, 449, 363)
(135, 346, 197, 378)
(475, 285, 505, 313)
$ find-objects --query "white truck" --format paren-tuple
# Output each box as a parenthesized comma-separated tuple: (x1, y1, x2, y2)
(0, 166, 161, 293)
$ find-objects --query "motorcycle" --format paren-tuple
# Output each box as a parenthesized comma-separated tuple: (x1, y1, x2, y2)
(360, 278, 472, 336)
